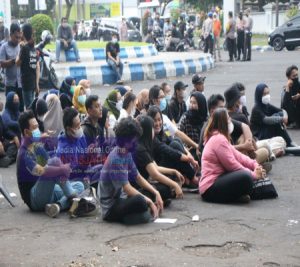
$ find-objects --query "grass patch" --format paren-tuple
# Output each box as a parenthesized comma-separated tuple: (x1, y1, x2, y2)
(46, 40, 149, 50)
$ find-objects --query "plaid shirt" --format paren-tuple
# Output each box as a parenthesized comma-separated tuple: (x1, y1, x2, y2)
(178, 113, 201, 144)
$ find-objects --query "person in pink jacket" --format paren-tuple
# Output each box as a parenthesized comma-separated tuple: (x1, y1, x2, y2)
(200, 108, 265, 203)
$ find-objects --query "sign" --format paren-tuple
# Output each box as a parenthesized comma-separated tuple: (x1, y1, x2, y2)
(35, 0, 47, 11)
(90, 3, 120, 18)
(18, 0, 29, 4)
(110, 3, 120, 17)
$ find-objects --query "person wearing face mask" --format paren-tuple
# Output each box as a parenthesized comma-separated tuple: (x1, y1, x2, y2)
(119, 17, 128, 42)
(186, 74, 206, 110)
(72, 85, 87, 120)
(0, 23, 24, 112)
(17, 110, 84, 218)
(16, 23, 40, 109)
(59, 76, 76, 110)
(55, 17, 80, 63)
(161, 82, 172, 104)
(118, 92, 137, 122)
(234, 82, 249, 120)
(103, 89, 123, 133)
(250, 83, 295, 147)
(200, 108, 265, 204)
(169, 81, 188, 124)
(28, 98, 48, 133)
(282, 65, 300, 129)
(106, 33, 124, 85)
(78, 79, 92, 97)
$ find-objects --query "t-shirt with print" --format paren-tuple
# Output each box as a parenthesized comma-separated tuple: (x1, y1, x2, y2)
(162, 114, 177, 137)
(19, 43, 38, 91)
(99, 146, 138, 218)
(0, 42, 21, 87)
(16, 141, 49, 209)
(106, 42, 120, 61)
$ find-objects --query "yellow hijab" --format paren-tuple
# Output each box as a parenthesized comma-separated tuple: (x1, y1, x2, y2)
(72, 85, 87, 114)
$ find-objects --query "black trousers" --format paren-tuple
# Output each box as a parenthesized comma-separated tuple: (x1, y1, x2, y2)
(227, 37, 235, 61)
(104, 195, 151, 224)
(243, 32, 252, 60)
(204, 35, 213, 55)
(202, 170, 253, 203)
(237, 30, 245, 59)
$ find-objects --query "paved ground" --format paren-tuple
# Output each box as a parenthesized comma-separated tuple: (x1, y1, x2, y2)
(1, 50, 300, 267)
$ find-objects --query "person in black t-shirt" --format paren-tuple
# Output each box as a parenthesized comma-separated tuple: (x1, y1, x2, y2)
(106, 33, 124, 84)
(16, 23, 40, 109)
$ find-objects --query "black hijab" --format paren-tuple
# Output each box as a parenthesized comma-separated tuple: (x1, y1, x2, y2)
(186, 91, 208, 126)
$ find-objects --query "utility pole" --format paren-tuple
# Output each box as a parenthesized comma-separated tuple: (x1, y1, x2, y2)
(275, 0, 279, 27)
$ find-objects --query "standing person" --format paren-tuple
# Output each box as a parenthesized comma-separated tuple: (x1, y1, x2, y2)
(236, 12, 245, 61)
(202, 12, 213, 55)
(213, 13, 222, 62)
(0, 23, 24, 112)
(0, 17, 9, 43)
(147, 12, 154, 33)
(243, 8, 253, 61)
(226, 11, 236, 62)
(106, 33, 124, 85)
(119, 17, 128, 42)
(72, 21, 78, 41)
(163, 18, 171, 36)
(16, 23, 40, 109)
(178, 16, 186, 39)
(55, 17, 80, 63)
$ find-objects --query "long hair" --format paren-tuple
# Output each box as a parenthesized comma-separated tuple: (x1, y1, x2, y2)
(204, 108, 230, 143)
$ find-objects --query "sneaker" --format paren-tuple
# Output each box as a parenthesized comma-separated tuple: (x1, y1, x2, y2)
(237, 194, 251, 204)
(68, 198, 80, 218)
(45, 203, 60, 218)
(116, 79, 124, 85)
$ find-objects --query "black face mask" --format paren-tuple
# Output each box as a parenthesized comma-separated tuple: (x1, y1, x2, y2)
(8, 40, 18, 47)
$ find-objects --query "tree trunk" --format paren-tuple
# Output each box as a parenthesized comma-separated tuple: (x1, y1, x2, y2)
(65, 0, 74, 20)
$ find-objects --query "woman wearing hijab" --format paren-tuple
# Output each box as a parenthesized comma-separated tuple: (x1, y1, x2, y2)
(250, 83, 295, 147)
(179, 91, 207, 144)
(103, 89, 122, 132)
(72, 85, 87, 119)
(2, 92, 21, 140)
(44, 94, 64, 138)
(28, 98, 48, 132)
(59, 76, 76, 110)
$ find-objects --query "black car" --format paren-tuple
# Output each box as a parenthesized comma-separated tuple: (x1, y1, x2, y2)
(268, 15, 300, 51)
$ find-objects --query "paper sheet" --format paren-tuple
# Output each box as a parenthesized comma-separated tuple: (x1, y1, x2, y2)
(154, 218, 177, 224)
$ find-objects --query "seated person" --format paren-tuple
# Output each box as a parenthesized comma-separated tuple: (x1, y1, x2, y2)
(250, 83, 295, 147)
(282, 65, 300, 128)
(59, 76, 76, 110)
(28, 98, 48, 133)
(78, 79, 91, 96)
(118, 92, 136, 122)
(106, 33, 123, 84)
(161, 82, 172, 103)
(200, 108, 265, 203)
(186, 74, 206, 109)
(115, 85, 132, 97)
(55, 17, 80, 63)
(17, 111, 84, 217)
(134, 115, 184, 201)
(42, 89, 59, 101)
(103, 89, 122, 132)
(99, 117, 162, 224)
(135, 89, 149, 117)
(72, 85, 87, 120)
(2, 92, 21, 141)
(234, 82, 250, 122)
(169, 81, 188, 123)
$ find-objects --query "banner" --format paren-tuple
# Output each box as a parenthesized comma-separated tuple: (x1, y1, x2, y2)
(110, 3, 120, 17)
(90, 3, 120, 18)
(18, 0, 29, 4)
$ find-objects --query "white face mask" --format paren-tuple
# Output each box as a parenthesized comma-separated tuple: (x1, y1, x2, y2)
(228, 122, 234, 135)
(73, 127, 83, 138)
(240, 95, 246, 106)
(262, 94, 271, 105)
(85, 88, 91, 96)
(116, 100, 123, 111)
(112, 38, 118, 43)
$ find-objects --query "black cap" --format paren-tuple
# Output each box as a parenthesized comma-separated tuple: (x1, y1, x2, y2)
(192, 74, 206, 84)
(174, 81, 188, 91)
(224, 86, 241, 108)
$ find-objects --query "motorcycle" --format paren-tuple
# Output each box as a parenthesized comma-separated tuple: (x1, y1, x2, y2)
(165, 32, 187, 52)
(152, 27, 165, 51)
(36, 31, 59, 89)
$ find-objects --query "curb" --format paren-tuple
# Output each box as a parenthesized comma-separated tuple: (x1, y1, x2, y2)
(58, 45, 158, 62)
(55, 53, 215, 86)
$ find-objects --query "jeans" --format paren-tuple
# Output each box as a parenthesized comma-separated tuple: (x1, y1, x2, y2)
(23, 90, 34, 109)
(202, 170, 253, 203)
(213, 35, 222, 60)
(30, 179, 84, 211)
(56, 40, 80, 61)
(243, 32, 252, 60)
(107, 58, 123, 81)
(5, 85, 24, 112)
(104, 194, 151, 224)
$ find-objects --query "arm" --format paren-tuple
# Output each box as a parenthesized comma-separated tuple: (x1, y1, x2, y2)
(35, 60, 40, 95)
(0, 45, 15, 68)
(175, 129, 198, 150)
(16, 45, 24, 66)
(107, 51, 117, 63)
(67, 26, 73, 43)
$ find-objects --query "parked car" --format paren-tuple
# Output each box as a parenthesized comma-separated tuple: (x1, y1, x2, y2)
(268, 15, 300, 51)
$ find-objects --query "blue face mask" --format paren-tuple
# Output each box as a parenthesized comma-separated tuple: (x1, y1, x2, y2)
(32, 128, 41, 140)
(159, 97, 167, 111)
(165, 94, 172, 103)
(78, 94, 86, 105)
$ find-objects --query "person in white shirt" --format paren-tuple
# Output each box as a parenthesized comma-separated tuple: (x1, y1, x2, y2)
(243, 8, 253, 61)
(202, 12, 213, 55)
(118, 92, 136, 122)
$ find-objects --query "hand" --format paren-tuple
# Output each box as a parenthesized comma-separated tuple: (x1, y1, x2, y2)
(47, 130, 56, 136)
(35, 87, 40, 96)
(195, 147, 201, 159)
(292, 93, 300, 101)
(254, 165, 264, 179)
(146, 198, 159, 219)
(63, 40, 68, 48)
(187, 154, 199, 170)
(155, 191, 164, 213)
(41, 132, 50, 138)
(0, 141, 4, 155)
(62, 163, 71, 178)
(243, 138, 255, 151)
(282, 117, 288, 125)
(14, 137, 20, 148)
(174, 170, 185, 185)
(173, 183, 183, 199)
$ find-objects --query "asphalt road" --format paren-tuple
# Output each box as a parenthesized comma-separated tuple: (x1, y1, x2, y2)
(0, 50, 300, 267)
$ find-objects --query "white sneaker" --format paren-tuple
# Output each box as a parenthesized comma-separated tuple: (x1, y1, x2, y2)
(45, 203, 60, 218)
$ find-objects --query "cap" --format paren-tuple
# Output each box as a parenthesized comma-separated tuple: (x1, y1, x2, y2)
(224, 86, 241, 108)
(174, 81, 188, 91)
(208, 12, 213, 18)
(192, 74, 206, 85)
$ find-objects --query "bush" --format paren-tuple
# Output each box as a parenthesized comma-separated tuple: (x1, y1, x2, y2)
(30, 14, 54, 43)
(286, 6, 299, 19)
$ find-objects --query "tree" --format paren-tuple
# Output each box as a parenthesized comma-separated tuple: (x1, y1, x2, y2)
(65, 0, 75, 20)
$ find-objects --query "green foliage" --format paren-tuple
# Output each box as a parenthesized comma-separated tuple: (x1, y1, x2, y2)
(171, 9, 180, 23)
(30, 14, 54, 43)
(286, 6, 299, 19)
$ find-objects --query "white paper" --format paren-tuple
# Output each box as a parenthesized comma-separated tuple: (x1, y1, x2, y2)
(154, 218, 177, 224)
